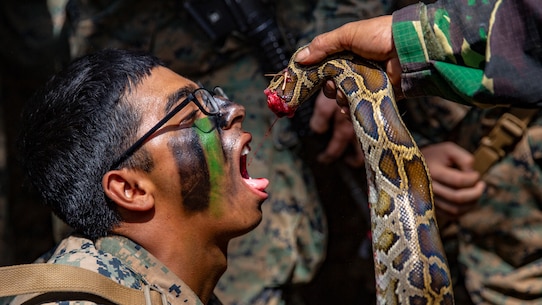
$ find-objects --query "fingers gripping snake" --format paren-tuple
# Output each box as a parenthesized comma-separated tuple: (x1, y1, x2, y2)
(264, 49, 454, 305)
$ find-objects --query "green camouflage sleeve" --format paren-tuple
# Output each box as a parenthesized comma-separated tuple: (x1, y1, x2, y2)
(392, 0, 542, 108)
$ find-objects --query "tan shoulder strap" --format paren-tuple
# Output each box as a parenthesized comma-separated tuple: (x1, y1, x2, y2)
(473, 108, 539, 175)
(0, 264, 168, 305)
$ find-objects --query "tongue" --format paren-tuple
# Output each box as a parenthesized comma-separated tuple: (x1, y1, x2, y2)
(244, 177, 269, 192)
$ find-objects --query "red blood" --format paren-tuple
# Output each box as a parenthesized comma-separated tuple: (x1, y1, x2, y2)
(264, 89, 296, 118)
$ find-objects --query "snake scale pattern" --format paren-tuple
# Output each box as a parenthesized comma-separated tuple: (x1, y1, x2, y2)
(264, 49, 454, 305)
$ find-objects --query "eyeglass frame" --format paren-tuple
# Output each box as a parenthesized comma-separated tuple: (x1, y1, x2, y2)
(110, 87, 222, 170)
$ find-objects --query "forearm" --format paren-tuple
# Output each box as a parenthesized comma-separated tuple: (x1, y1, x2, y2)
(392, 0, 542, 107)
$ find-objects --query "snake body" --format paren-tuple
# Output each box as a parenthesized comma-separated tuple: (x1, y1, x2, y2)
(264, 49, 454, 305)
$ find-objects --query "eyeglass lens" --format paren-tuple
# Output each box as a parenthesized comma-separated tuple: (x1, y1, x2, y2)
(195, 89, 220, 115)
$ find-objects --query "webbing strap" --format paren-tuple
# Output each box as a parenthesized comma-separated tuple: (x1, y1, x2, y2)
(0, 264, 168, 305)
(473, 108, 539, 175)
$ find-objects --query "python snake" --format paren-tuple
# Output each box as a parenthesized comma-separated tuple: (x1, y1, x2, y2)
(264, 49, 454, 305)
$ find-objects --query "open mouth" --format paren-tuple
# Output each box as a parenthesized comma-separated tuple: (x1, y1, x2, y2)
(240, 143, 269, 193)
(240, 145, 250, 179)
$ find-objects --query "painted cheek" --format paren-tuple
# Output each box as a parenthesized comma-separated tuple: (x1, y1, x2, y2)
(172, 132, 211, 211)
(193, 117, 226, 217)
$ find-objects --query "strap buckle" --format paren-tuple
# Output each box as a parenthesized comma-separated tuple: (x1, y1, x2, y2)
(144, 285, 168, 305)
(479, 112, 527, 158)
(473, 112, 528, 174)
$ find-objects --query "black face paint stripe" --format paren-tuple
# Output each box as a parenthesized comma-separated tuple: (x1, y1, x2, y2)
(170, 128, 211, 211)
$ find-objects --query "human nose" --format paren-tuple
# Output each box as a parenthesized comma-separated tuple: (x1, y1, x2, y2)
(215, 98, 245, 129)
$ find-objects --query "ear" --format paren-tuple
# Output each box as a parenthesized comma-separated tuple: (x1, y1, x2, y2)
(102, 169, 154, 212)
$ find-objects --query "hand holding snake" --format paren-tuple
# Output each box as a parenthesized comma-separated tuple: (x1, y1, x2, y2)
(265, 47, 454, 305)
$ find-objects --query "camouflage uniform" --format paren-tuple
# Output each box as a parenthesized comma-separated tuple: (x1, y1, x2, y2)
(61, 1, 385, 304)
(401, 96, 542, 305)
(392, 0, 542, 107)
(6, 235, 222, 305)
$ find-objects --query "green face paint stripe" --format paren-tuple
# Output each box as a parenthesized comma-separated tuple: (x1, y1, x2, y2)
(194, 117, 225, 216)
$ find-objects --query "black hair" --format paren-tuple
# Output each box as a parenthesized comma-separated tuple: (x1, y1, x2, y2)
(18, 49, 164, 239)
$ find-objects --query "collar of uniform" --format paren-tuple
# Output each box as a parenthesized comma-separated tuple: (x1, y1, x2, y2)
(95, 234, 205, 305)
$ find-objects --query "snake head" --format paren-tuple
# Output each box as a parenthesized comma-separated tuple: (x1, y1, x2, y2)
(264, 87, 294, 118)
(264, 67, 302, 118)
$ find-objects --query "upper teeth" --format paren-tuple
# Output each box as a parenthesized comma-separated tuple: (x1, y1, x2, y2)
(242, 145, 250, 156)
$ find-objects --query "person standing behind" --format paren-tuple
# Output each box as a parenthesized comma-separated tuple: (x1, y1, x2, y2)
(294, 0, 542, 303)
(396, 95, 542, 305)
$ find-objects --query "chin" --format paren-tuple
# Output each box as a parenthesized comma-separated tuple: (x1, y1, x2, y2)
(248, 215, 263, 231)
(235, 214, 263, 238)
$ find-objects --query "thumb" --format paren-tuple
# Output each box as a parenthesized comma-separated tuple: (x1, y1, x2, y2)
(294, 32, 346, 65)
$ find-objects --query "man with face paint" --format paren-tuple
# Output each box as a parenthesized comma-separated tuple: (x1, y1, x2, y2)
(5, 48, 269, 305)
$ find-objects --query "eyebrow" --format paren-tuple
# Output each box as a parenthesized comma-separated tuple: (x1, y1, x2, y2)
(164, 85, 197, 113)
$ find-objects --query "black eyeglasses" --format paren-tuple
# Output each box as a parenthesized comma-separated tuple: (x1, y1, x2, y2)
(111, 87, 221, 169)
